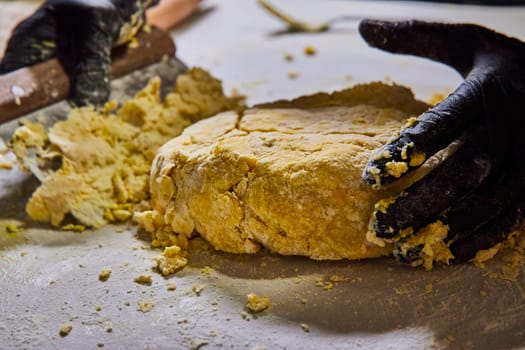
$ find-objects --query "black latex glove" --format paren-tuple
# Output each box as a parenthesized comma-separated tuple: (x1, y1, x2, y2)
(0, 0, 159, 107)
(359, 20, 525, 265)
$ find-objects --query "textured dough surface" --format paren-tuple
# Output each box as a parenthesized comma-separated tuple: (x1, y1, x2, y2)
(137, 83, 430, 260)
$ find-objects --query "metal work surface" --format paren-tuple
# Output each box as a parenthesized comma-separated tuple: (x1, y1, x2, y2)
(1, 1, 525, 349)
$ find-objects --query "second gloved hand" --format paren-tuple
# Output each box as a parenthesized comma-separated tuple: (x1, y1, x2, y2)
(0, 0, 159, 107)
(359, 20, 525, 266)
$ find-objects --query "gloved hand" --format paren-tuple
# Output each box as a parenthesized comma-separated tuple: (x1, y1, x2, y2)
(0, 0, 159, 107)
(359, 20, 525, 264)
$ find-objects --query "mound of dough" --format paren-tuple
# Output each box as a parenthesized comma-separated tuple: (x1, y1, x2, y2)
(135, 83, 430, 260)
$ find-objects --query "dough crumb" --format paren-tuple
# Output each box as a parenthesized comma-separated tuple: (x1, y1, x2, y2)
(98, 268, 112, 282)
(475, 230, 525, 281)
(323, 282, 334, 290)
(153, 245, 188, 276)
(200, 266, 214, 275)
(427, 91, 450, 106)
(0, 220, 24, 235)
(134, 274, 152, 285)
(59, 323, 73, 337)
(191, 285, 204, 296)
(137, 300, 154, 313)
(474, 244, 502, 269)
(0, 162, 13, 169)
(287, 71, 299, 79)
(304, 45, 316, 56)
(284, 52, 294, 61)
(166, 283, 177, 291)
(246, 293, 270, 313)
(300, 323, 310, 332)
(396, 221, 453, 270)
(61, 224, 85, 232)
(329, 275, 346, 282)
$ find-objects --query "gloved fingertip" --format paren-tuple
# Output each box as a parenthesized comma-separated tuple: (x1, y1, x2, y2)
(358, 19, 393, 47)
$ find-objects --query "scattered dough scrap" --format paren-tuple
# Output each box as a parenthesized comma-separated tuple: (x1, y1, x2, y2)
(396, 221, 454, 270)
(0, 219, 26, 247)
(136, 82, 431, 261)
(59, 323, 73, 337)
(137, 300, 154, 313)
(98, 268, 112, 282)
(0, 219, 24, 235)
(153, 245, 188, 276)
(246, 293, 270, 313)
(134, 274, 152, 285)
(191, 285, 204, 296)
(304, 45, 316, 56)
(11, 68, 243, 228)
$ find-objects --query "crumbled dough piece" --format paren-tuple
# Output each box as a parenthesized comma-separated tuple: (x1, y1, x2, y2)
(246, 293, 270, 313)
(201, 266, 214, 275)
(304, 45, 316, 56)
(0, 220, 26, 247)
(323, 282, 334, 290)
(61, 224, 85, 232)
(59, 323, 73, 337)
(127, 37, 139, 49)
(12, 68, 242, 228)
(136, 300, 154, 313)
(474, 230, 525, 281)
(11, 121, 48, 171)
(134, 274, 152, 285)
(301, 323, 310, 332)
(397, 221, 454, 270)
(0, 220, 24, 235)
(153, 245, 188, 276)
(284, 52, 294, 61)
(137, 83, 430, 262)
(287, 71, 299, 79)
(385, 161, 409, 178)
(474, 244, 502, 268)
(427, 91, 450, 106)
(98, 268, 112, 282)
(409, 152, 426, 167)
(191, 285, 204, 296)
(166, 283, 177, 291)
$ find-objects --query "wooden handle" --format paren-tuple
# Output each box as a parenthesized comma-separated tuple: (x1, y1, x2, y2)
(0, 27, 174, 124)
(147, 0, 202, 30)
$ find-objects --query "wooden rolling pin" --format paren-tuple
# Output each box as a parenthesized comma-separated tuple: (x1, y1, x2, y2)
(0, 0, 201, 124)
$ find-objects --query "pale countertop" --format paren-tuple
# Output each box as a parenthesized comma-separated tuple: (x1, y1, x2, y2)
(1, 1, 525, 350)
